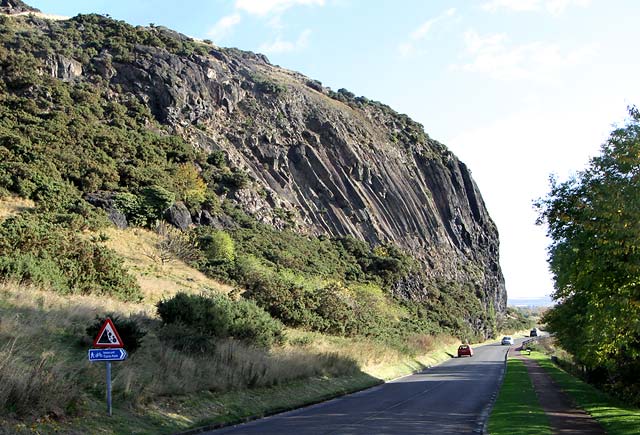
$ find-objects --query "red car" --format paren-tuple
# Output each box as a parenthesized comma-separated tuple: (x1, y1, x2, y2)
(458, 344, 474, 357)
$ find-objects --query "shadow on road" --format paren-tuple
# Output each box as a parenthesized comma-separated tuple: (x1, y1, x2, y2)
(207, 357, 508, 434)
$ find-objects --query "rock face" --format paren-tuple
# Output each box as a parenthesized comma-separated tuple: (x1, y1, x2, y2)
(164, 202, 193, 230)
(0, 0, 38, 14)
(3, 14, 507, 330)
(99, 39, 507, 317)
(45, 54, 83, 81)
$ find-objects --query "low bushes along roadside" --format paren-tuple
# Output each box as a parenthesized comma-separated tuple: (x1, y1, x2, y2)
(156, 292, 285, 348)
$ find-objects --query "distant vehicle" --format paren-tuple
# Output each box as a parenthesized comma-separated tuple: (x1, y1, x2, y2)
(458, 344, 474, 357)
(530, 328, 538, 337)
(501, 336, 514, 345)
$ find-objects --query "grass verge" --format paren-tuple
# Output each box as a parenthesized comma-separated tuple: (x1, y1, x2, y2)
(527, 351, 640, 435)
(0, 282, 460, 435)
(487, 357, 552, 435)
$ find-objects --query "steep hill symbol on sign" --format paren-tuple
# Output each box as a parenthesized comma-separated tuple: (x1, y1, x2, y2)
(92, 318, 124, 348)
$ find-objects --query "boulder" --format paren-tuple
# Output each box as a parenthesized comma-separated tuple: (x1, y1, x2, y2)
(84, 191, 128, 229)
(164, 202, 192, 230)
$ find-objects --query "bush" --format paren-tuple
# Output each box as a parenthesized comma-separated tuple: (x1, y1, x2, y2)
(156, 292, 285, 347)
(157, 322, 216, 354)
(85, 314, 147, 354)
(200, 229, 235, 263)
(155, 222, 204, 265)
(113, 186, 175, 227)
(241, 272, 321, 329)
(0, 214, 142, 301)
(314, 284, 354, 335)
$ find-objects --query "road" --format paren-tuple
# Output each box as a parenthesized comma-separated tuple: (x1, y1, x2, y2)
(203, 338, 524, 435)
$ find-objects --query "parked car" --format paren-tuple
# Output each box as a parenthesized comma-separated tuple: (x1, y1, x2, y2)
(501, 336, 514, 345)
(458, 344, 474, 357)
(530, 328, 538, 337)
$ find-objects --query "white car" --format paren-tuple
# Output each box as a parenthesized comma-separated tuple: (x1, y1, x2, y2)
(501, 336, 514, 345)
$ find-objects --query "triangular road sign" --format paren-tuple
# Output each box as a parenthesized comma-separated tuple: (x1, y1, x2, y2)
(92, 318, 124, 348)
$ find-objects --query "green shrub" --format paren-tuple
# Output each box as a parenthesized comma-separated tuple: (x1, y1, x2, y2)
(314, 284, 354, 335)
(0, 253, 68, 292)
(252, 75, 286, 95)
(241, 272, 321, 329)
(113, 186, 175, 227)
(0, 215, 142, 301)
(157, 322, 217, 354)
(200, 229, 235, 263)
(156, 292, 285, 347)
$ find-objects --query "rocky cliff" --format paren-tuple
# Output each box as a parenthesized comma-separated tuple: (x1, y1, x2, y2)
(0, 12, 506, 334)
(0, 0, 38, 15)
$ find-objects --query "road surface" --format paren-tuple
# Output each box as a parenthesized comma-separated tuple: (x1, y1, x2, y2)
(203, 338, 525, 435)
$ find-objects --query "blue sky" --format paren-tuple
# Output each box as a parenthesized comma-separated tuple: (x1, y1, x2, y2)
(28, 1, 640, 300)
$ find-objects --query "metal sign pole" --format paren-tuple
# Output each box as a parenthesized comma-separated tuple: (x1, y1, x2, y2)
(106, 361, 112, 416)
(90, 318, 128, 416)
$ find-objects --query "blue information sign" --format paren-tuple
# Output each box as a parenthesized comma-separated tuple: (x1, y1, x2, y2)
(88, 348, 128, 362)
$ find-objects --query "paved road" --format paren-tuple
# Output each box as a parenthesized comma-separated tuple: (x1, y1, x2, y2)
(204, 339, 523, 435)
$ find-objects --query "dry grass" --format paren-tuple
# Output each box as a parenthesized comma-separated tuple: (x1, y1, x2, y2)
(100, 226, 232, 303)
(0, 196, 34, 222)
(0, 197, 465, 433)
(0, 340, 81, 419)
(284, 329, 459, 381)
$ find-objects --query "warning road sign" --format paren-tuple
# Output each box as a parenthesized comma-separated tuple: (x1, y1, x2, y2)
(92, 318, 124, 348)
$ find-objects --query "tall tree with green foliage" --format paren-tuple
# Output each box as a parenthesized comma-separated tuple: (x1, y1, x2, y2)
(537, 107, 640, 402)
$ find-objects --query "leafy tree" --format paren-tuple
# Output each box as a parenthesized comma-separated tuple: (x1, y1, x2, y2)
(172, 163, 207, 208)
(536, 106, 640, 401)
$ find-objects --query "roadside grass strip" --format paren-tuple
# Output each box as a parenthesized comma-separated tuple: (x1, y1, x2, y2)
(526, 351, 640, 435)
(488, 357, 552, 435)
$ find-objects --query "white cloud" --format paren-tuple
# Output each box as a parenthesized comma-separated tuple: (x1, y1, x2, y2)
(259, 29, 312, 54)
(398, 8, 456, 57)
(411, 8, 456, 40)
(235, 0, 325, 16)
(482, 0, 590, 16)
(454, 29, 597, 82)
(207, 13, 242, 41)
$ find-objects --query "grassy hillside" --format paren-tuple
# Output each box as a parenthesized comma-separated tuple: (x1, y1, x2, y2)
(0, 197, 466, 433)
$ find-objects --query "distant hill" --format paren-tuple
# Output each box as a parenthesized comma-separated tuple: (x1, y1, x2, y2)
(509, 296, 553, 307)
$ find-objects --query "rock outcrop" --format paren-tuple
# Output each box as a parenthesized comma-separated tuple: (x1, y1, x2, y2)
(99, 40, 507, 317)
(0, 0, 38, 14)
(1, 12, 507, 333)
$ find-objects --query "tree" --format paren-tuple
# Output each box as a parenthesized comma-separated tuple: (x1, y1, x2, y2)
(536, 107, 640, 398)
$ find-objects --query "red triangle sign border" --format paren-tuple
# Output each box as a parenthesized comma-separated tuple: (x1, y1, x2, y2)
(92, 318, 124, 348)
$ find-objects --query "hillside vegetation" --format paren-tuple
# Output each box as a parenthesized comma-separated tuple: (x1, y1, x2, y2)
(0, 10, 499, 344)
(0, 199, 466, 432)
(0, 9, 526, 432)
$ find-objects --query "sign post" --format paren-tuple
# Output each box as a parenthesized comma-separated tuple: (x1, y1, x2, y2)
(106, 361, 112, 416)
(89, 318, 127, 416)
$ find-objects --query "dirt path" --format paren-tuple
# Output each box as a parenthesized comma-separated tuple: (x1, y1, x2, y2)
(511, 347, 607, 435)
